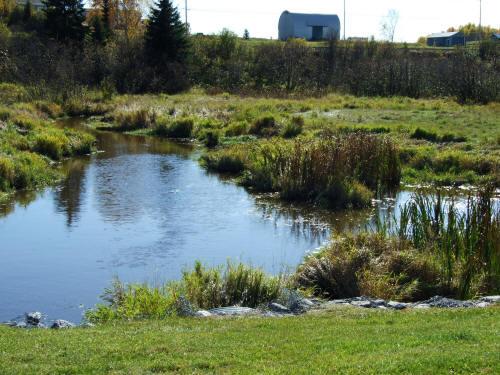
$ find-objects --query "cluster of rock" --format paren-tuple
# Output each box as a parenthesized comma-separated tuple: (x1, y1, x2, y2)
(3, 312, 77, 329)
(182, 295, 500, 318)
(3, 295, 498, 328)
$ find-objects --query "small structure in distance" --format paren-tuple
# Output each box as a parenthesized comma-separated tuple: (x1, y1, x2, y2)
(426, 31, 465, 47)
(278, 11, 341, 41)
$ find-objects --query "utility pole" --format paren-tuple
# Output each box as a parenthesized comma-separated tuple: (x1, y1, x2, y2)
(479, 0, 482, 40)
(343, 0, 346, 40)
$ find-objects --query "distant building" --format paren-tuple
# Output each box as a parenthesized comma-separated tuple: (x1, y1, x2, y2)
(426, 32, 465, 47)
(492, 33, 500, 42)
(278, 11, 341, 41)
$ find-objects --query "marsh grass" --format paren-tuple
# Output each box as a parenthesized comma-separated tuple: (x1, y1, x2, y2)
(204, 134, 400, 209)
(86, 261, 287, 323)
(394, 186, 500, 298)
(154, 117, 194, 138)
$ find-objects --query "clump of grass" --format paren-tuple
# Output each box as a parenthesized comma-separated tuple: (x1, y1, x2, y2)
(282, 116, 304, 138)
(295, 233, 441, 301)
(201, 147, 246, 174)
(198, 130, 220, 148)
(0, 83, 28, 104)
(225, 121, 248, 137)
(181, 261, 285, 310)
(249, 115, 278, 137)
(64, 99, 110, 117)
(34, 101, 63, 118)
(411, 127, 467, 143)
(33, 133, 68, 160)
(114, 109, 156, 131)
(154, 117, 194, 138)
(86, 261, 287, 323)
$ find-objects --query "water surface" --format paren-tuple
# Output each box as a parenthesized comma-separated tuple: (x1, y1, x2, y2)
(0, 120, 409, 322)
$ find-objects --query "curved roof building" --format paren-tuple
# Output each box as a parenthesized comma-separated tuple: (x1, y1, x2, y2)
(278, 11, 341, 41)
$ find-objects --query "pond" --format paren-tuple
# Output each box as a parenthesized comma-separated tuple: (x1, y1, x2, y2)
(0, 119, 411, 323)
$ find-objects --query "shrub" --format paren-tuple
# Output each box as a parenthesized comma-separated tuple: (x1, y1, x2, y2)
(411, 128, 467, 143)
(198, 130, 219, 148)
(35, 101, 63, 118)
(0, 83, 28, 104)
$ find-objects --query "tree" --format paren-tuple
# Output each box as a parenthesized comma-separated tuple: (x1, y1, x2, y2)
(43, 0, 86, 42)
(23, 0, 33, 22)
(145, 0, 188, 64)
(90, 15, 105, 44)
(0, 0, 15, 20)
(243, 29, 249, 40)
(380, 9, 399, 42)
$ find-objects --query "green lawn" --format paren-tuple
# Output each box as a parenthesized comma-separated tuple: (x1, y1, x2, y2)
(1, 307, 499, 374)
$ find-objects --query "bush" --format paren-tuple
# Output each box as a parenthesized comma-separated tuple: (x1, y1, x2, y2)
(198, 130, 219, 148)
(0, 83, 28, 104)
(411, 127, 467, 143)
(35, 101, 63, 118)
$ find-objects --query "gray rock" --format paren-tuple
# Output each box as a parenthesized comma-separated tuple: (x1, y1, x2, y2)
(15, 322, 27, 328)
(80, 322, 95, 328)
(208, 306, 256, 316)
(480, 296, 500, 304)
(350, 300, 373, 308)
(175, 296, 196, 317)
(25, 312, 43, 326)
(268, 303, 291, 314)
(194, 310, 212, 318)
(414, 304, 431, 309)
(51, 320, 75, 329)
(373, 299, 386, 306)
(475, 302, 490, 308)
(387, 301, 408, 310)
(422, 296, 474, 308)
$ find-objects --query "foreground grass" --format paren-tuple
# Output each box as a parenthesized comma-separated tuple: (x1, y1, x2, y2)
(1, 308, 499, 374)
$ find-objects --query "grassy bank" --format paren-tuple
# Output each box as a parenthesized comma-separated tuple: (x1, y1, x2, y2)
(84, 91, 499, 188)
(1, 308, 499, 374)
(0, 84, 95, 197)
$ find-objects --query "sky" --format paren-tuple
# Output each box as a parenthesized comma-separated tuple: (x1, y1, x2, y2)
(171, 0, 500, 42)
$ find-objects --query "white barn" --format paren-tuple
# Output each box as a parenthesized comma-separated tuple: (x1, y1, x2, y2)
(278, 11, 341, 41)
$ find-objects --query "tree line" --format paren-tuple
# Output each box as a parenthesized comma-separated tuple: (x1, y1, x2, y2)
(0, 0, 498, 103)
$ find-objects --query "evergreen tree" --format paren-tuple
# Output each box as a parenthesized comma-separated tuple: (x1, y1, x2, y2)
(42, 0, 86, 42)
(90, 15, 105, 44)
(23, 0, 32, 22)
(145, 0, 189, 64)
(102, 0, 112, 37)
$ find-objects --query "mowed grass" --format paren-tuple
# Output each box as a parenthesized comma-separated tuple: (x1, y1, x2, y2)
(1, 307, 499, 374)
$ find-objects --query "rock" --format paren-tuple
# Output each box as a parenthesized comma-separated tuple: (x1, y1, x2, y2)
(194, 310, 212, 318)
(387, 301, 408, 310)
(175, 296, 196, 317)
(350, 300, 373, 308)
(414, 304, 431, 309)
(480, 296, 500, 304)
(268, 303, 291, 314)
(15, 322, 27, 328)
(25, 312, 43, 326)
(475, 302, 490, 308)
(80, 322, 95, 328)
(373, 299, 386, 307)
(422, 296, 474, 308)
(208, 306, 256, 316)
(51, 320, 75, 329)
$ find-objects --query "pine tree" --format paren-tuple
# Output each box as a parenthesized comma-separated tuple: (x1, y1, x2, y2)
(23, 0, 32, 22)
(145, 0, 189, 65)
(102, 0, 112, 37)
(90, 15, 105, 44)
(42, 0, 86, 42)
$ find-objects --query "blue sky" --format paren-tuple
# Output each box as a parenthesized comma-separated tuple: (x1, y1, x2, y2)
(171, 0, 500, 42)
